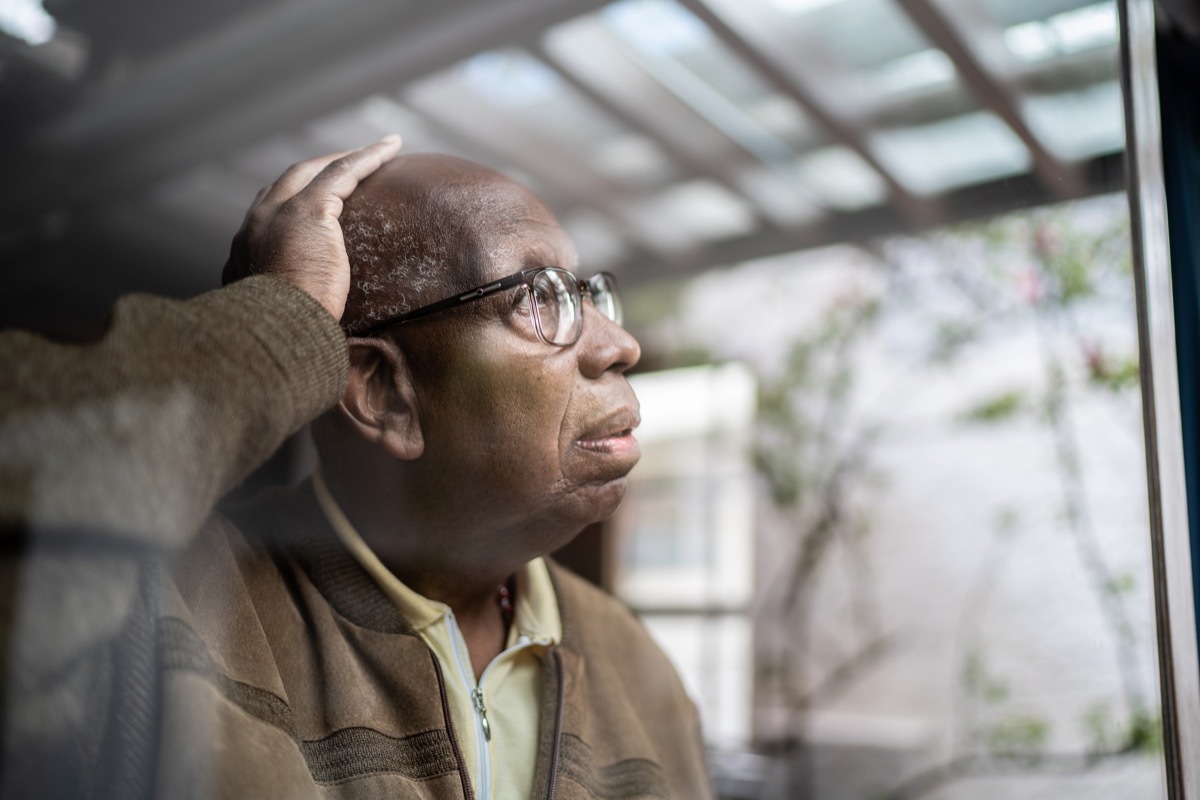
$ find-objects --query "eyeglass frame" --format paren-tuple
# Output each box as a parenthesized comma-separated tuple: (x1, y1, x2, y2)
(356, 267, 623, 346)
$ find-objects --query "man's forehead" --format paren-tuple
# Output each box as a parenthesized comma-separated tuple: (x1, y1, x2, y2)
(508, 222, 579, 270)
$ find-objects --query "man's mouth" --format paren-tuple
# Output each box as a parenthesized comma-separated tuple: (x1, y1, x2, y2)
(576, 411, 640, 455)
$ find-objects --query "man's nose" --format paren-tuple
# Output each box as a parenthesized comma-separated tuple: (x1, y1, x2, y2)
(578, 303, 640, 378)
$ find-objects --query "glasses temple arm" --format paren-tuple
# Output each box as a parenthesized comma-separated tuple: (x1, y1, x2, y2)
(357, 272, 530, 337)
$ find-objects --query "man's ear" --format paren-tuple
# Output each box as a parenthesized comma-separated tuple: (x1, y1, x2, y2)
(340, 337, 424, 460)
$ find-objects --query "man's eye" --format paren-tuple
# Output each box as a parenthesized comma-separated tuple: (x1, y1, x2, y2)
(530, 284, 555, 310)
(511, 290, 542, 334)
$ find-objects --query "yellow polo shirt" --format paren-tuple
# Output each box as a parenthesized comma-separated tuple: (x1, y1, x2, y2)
(313, 471, 562, 800)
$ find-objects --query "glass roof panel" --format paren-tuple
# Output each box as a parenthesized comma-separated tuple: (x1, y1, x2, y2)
(736, 166, 826, 226)
(546, 11, 820, 232)
(792, 146, 888, 211)
(1023, 80, 1124, 160)
(560, 209, 630, 270)
(873, 48, 956, 95)
(406, 63, 685, 256)
(768, 0, 845, 14)
(544, 18, 759, 172)
(452, 47, 679, 191)
(352, 95, 534, 180)
(639, 179, 759, 244)
(703, 0, 973, 126)
(871, 111, 1031, 195)
(1002, 2, 1118, 64)
(549, 3, 825, 227)
(774, 0, 932, 71)
(599, 0, 821, 156)
(977, 0, 1113, 30)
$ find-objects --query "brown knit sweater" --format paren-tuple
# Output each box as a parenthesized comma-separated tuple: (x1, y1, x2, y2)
(0, 277, 711, 799)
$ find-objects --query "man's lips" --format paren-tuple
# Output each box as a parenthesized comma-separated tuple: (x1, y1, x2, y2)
(576, 410, 641, 454)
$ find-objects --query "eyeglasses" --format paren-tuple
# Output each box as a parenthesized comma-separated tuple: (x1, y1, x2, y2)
(358, 267, 623, 347)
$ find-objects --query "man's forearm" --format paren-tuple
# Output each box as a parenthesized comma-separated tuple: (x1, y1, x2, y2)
(0, 275, 348, 549)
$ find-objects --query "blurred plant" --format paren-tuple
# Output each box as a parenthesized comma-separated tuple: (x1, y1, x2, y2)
(750, 290, 891, 796)
(741, 197, 1158, 798)
(881, 201, 1159, 798)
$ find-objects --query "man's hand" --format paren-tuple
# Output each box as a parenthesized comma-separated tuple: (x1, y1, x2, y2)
(221, 135, 403, 321)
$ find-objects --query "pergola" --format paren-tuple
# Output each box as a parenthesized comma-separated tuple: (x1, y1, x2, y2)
(0, 0, 1125, 333)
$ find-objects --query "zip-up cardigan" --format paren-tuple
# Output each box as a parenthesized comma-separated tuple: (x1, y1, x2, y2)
(0, 276, 712, 800)
(162, 479, 712, 799)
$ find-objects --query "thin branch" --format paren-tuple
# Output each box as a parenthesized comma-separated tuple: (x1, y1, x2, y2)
(794, 633, 896, 710)
(882, 742, 1145, 800)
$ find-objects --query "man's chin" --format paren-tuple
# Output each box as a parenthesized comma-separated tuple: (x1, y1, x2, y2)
(554, 473, 629, 528)
(564, 439, 641, 486)
(588, 476, 629, 521)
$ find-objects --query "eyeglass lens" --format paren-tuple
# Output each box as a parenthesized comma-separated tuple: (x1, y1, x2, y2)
(530, 270, 578, 345)
(528, 269, 622, 346)
(588, 273, 621, 327)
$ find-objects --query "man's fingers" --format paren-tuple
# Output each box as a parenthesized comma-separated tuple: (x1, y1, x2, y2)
(293, 135, 404, 208)
(257, 148, 358, 209)
(252, 135, 401, 220)
(224, 135, 402, 318)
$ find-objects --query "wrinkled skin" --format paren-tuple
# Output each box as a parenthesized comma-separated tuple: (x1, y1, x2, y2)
(316, 155, 642, 612)
(398, 176, 642, 561)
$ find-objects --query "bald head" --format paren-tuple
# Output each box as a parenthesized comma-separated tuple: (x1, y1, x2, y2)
(339, 153, 546, 336)
(306, 147, 639, 570)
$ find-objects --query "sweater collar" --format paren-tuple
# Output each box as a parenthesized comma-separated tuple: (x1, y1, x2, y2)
(312, 468, 562, 645)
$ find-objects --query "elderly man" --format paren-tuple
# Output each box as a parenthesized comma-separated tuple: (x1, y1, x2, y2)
(0, 138, 711, 800)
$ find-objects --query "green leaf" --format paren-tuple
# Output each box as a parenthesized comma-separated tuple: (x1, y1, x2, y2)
(1128, 710, 1163, 754)
(959, 389, 1027, 424)
(1086, 353, 1140, 392)
(984, 715, 1050, 756)
(1103, 573, 1136, 596)
(984, 680, 1010, 704)
(1083, 702, 1114, 752)
(929, 319, 978, 362)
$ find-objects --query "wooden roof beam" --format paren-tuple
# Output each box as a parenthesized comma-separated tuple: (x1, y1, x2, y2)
(676, 0, 941, 229)
(530, 41, 790, 236)
(403, 78, 686, 267)
(2, 0, 616, 219)
(894, 0, 1087, 199)
(612, 150, 1122, 286)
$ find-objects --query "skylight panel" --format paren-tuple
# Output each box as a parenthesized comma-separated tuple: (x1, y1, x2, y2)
(1004, 2, 1119, 63)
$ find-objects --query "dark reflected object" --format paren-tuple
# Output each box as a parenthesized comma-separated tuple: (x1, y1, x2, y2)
(551, 521, 611, 590)
(1159, 0, 1200, 42)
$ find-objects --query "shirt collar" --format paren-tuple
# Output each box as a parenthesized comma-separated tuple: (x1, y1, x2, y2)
(313, 468, 562, 644)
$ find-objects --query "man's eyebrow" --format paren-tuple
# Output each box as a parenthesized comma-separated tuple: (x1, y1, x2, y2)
(528, 241, 578, 268)
(521, 246, 570, 268)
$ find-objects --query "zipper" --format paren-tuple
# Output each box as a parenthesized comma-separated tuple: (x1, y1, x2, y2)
(471, 686, 492, 741)
(545, 649, 565, 800)
(429, 649, 475, 800)
(446, 611, 493, 800)
(443, 614, 543, 799)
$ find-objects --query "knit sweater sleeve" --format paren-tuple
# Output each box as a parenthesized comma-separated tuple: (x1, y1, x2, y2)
(0, 275, 349, 547)
(0, 276, 349, 798)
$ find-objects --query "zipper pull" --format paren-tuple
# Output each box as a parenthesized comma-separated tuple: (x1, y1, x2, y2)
(472, 687, 492, 741)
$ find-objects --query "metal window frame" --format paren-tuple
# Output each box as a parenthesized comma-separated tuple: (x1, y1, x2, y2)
(1119, 0, 1200, 795)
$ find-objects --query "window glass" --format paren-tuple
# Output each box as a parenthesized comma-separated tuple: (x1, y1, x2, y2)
(624, 196, 1165, 797)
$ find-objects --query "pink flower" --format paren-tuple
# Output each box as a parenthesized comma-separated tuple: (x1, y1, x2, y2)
(1034, 224, 1060, 262)
(1016, 267, 1046, 305)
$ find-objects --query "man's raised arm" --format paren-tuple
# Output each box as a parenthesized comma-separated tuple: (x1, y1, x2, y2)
(0, 136, 401, 547)
(0, 139, 402, 798)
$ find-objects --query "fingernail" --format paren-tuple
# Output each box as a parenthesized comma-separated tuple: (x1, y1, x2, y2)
(380, 134, 401, 144)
